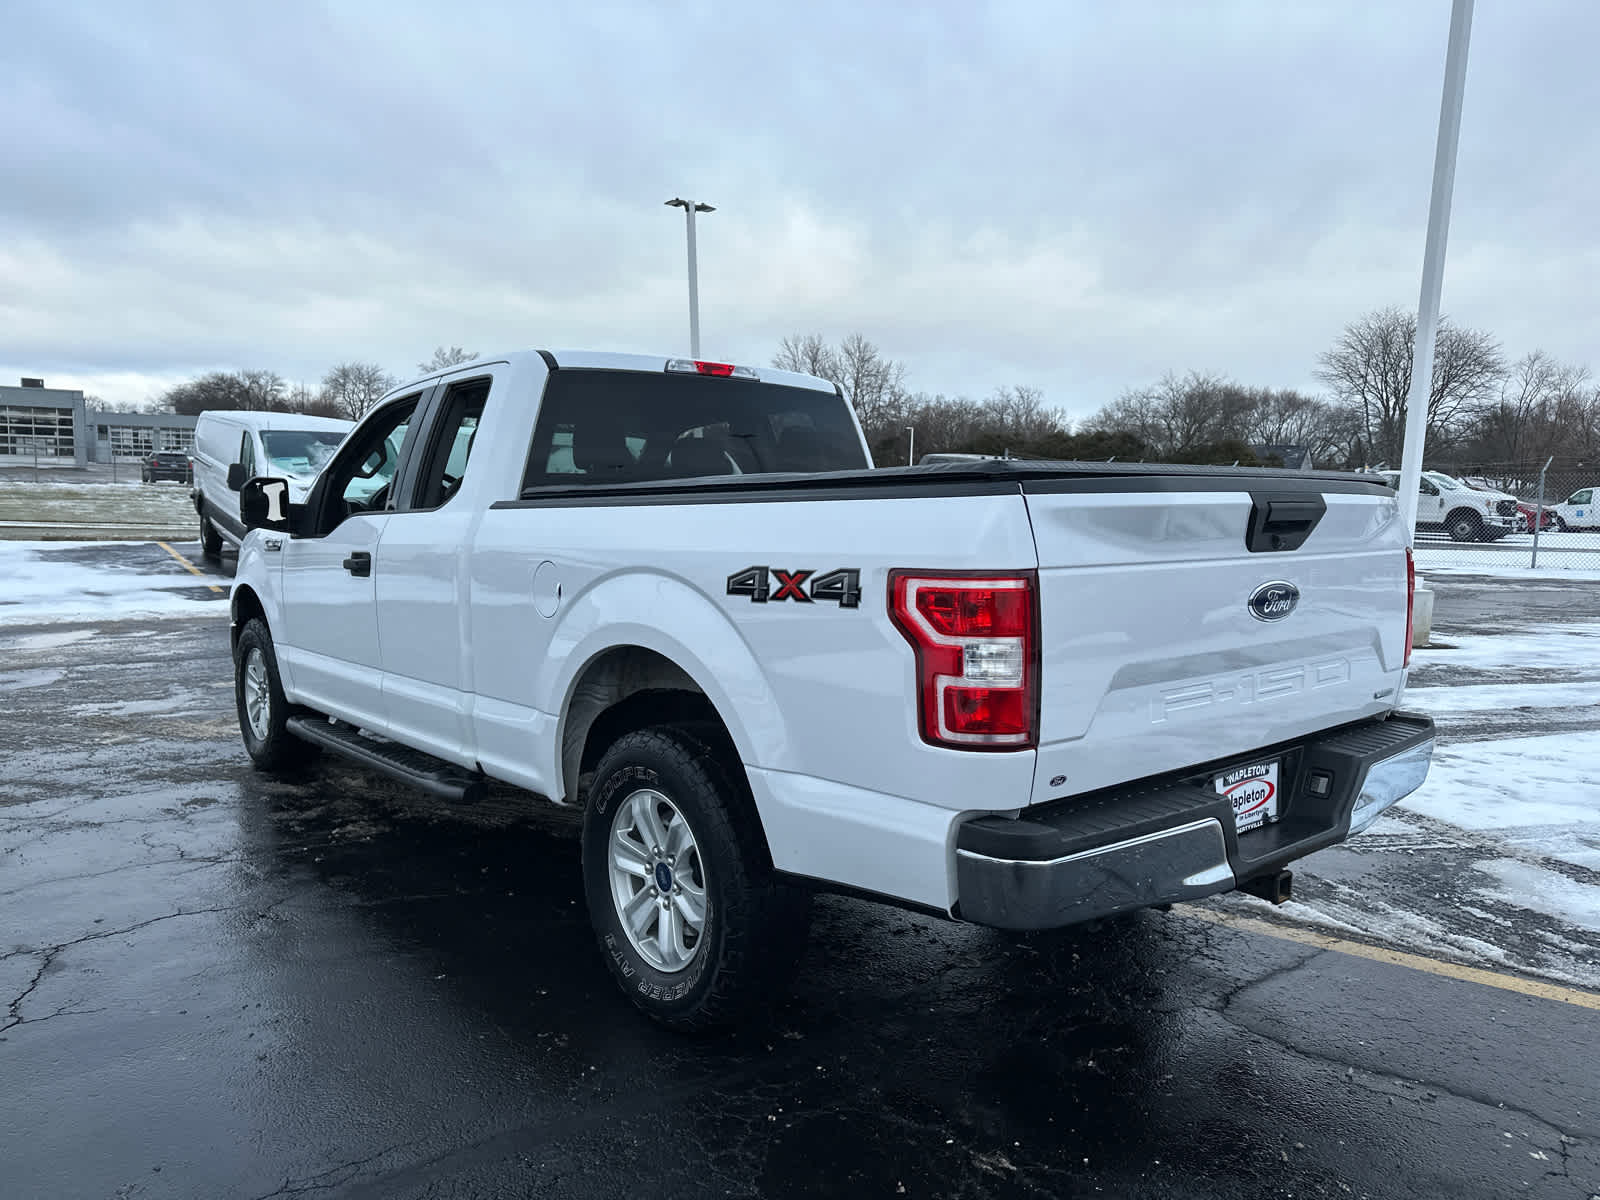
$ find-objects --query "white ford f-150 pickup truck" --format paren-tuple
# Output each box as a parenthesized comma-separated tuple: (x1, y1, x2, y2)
(228, 349, 1434, 1028)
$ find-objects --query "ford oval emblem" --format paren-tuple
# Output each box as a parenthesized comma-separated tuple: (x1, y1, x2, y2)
(1248, 580, 1300, 622)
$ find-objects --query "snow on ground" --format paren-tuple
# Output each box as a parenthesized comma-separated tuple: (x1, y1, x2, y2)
(1403, 680, 1600, 714)
(1414, 530, 1600, 578)
(0, 541, 224, 624)
(1374, 609, 1600, 971)
(1476, 860, 1600, 934)
(1417, 559, 1600, 581)
(1401, 730, 1600, 835)
(1411, 624, 1600, 672)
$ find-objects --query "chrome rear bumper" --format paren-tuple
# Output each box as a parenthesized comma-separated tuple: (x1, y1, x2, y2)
(954, 713, 1435, 930)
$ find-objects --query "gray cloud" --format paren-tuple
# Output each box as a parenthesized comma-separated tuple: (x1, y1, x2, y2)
(3, 0, 1596, 418)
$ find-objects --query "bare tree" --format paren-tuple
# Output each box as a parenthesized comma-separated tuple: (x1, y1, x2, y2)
(1086, 372, 1252, 457)
(1315, 307, 1504, 465)
(983, 385, 1061, 441)
(772, 334, 839, 380)
(281, 382, 341, 419)
(774, 333, 918, 455)
(162, 372, 250, 415)
(1240, 388, 1359, 467)
(1461, 352, 1591, 465)
(418, 346, 478, 374)
(235, 369, 286, 412)
(319, 362, 396, 421)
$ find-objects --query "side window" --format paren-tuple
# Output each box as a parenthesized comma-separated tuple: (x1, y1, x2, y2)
(319, 396, 421, 527)
(1572, 490, 1592, 505)
(238, 431, 257, 478)
(412, 378, 490, 510)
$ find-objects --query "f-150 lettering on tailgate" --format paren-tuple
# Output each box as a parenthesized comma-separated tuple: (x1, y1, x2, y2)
(1152, 657, 1351, 723)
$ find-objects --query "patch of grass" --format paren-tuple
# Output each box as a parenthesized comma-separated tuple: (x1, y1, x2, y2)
(0, 481, 197, 531)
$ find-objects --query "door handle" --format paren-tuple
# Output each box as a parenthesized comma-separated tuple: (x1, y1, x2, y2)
(342, 551, 372, 577)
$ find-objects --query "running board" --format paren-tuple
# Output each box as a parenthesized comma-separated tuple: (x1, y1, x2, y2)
(285, 716, 487, 804)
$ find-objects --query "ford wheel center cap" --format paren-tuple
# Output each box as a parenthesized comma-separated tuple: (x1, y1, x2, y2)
(1248, 580, 1300, 621)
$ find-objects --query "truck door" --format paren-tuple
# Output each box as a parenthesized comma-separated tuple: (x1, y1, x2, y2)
(373, 373, 493, 764)
(276, 393, 426, 730)
(1418, 477, 1443, 524)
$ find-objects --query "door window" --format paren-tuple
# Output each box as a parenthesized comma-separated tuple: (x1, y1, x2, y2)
(319, 396, 421, 528)
(238, 431, 258, 479)
(1570, 490, 1592, 505)
(412, 378, 490, 510)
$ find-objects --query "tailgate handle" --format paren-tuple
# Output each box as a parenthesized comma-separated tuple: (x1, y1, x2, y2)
(1246, 494, 1326, 552)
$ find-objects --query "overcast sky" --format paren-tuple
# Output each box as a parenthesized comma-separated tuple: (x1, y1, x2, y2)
(3, 0, 1596, 420)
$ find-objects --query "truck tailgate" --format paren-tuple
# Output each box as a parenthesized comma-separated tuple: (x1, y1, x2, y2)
(1022, 477, 1408, 804)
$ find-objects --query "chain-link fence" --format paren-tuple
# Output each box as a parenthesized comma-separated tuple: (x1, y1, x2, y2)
(1388, 459, 1600, 573)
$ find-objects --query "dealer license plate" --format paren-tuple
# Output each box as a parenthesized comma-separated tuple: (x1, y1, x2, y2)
(1214, 760, 1280, 834)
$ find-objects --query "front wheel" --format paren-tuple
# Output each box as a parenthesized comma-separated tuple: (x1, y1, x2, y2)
(581, 726, 809, 1031)
(1556, 516, 1570, 532)
(234, 619, 321, 773)
(1447, 511, 1485, 542)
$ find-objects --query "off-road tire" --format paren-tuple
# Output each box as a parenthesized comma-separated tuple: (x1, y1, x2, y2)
(581, 725, 809, 1031)
(234, 618, 321, 773)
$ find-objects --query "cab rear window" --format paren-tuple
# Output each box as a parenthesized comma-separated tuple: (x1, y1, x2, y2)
(521, 369, 866, 490)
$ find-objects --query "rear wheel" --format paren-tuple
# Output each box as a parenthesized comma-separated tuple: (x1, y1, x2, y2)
(581, 725, 808, 1031)
(1447, 511, 1484, 542)
(199, 507, 223, 559)
(234, 619, 321, 773)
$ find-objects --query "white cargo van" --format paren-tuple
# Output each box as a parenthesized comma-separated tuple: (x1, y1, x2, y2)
(192, 411, 353, 556)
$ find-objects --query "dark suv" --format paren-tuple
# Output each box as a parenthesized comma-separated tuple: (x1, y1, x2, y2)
(141, 451, 193, 483)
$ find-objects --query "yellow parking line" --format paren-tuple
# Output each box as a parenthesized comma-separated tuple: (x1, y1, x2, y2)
(156, 540, 224, 594)
(1190, 908, 1600, 1012)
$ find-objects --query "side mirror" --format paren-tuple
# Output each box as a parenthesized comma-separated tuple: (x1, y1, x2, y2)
(227, 462, 247, 490)
(239, 477, 292, 532)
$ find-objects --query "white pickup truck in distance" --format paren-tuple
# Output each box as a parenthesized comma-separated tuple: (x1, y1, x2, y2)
(228, 350, 1435, 1029)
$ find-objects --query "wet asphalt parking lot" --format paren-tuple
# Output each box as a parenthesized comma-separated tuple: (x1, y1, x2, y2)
(2, 544, 1598, 1199)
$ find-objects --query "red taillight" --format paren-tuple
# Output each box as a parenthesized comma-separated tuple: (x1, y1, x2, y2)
(665, 358, 758, 380)
(889, 571, 1038, 749)
(1404, 547, 1416, 667)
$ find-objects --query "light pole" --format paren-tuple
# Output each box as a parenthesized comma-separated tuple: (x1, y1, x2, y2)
(1397, 0, 1474, 537)
(665, 198, 715, 358)
(907, 426, 916, 466)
